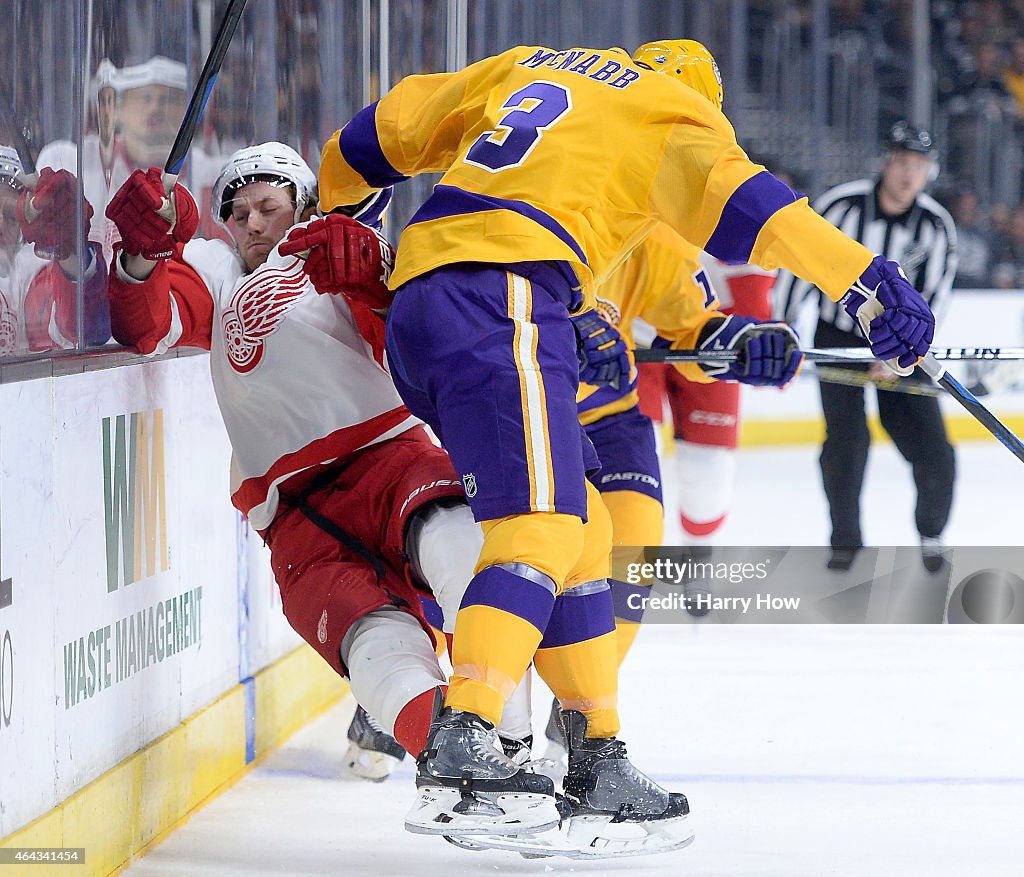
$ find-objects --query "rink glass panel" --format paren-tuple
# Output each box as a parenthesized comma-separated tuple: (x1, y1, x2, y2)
(0, 0, 1005, 367)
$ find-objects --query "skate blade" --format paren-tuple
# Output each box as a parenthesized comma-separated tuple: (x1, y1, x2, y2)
(446, 813, 695, 859)
(405, 786, 560, 836)
(342, 742, 401, 783)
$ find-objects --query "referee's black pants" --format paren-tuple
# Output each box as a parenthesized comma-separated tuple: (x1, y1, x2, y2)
(814, 321, 956, 549)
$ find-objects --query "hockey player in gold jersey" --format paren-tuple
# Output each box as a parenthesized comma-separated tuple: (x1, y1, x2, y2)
(302, 36, 937, 850)
(499, 42, 800, 786)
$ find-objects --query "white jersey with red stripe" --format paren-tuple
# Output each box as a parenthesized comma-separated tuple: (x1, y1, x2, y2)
(109, 226, 420, 529)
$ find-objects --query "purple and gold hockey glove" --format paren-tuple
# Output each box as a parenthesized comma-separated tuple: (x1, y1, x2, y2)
(697, 315, 803, 387)
(840, 255, 934, 376)
(571, 311, 632, 389)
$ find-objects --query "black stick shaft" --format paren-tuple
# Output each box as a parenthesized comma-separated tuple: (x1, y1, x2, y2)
(919, 355, 1024, 464)
(164, 0, 248, 177)
(633, 347, 1024, 364)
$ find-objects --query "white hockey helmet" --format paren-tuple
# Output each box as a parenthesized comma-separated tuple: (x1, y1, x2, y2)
(211, 142, 318, 230)
(0, 146, 25, 192)
(90, 58, 119, 102)
(114, 55, 188, 94)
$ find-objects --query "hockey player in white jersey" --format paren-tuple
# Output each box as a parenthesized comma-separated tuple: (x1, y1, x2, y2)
(104, 141, 490, 792)
(0, 146, 110, 356)
(107, 143, 694, 855)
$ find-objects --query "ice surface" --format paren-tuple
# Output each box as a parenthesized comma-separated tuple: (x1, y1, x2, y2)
(122, 442, 1024, 876)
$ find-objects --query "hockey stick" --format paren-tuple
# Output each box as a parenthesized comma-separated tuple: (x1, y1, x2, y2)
(0, 73, 38, 186)
(809, 365, 942, 397)
(163, 0, 248, 189)
(637, 346, 1024, 463)
(918, 354, 1024, 463)
(633, 346, 1024, 364)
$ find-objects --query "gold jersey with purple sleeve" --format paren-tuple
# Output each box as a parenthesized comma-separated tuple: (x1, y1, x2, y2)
(319, 44, 875, 312)
(578, 225, 720, 425)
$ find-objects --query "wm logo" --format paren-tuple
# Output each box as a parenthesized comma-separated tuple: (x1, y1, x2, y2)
(102, 410, 168, 592)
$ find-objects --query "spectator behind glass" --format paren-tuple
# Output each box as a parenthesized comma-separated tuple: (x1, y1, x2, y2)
(1003, 37, 1024, 113)
(0, 151, 22, 354)
(993, 206, 1024, 289)
(955, 41, 1014, 105)
(116, 56, 189, 170)
(950, 189, 993, 287)
(0, 146, 110, 356)
(989, 201, 1012, 245)
(976, 0, 1014, 46)
(37, 56, 191, 266)
(0, 157, 20, 269)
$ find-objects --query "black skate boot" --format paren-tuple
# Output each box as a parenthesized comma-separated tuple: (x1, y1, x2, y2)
(450, 709, 695, 859)
(674, 545, 714, 617)
(542, 697, 569, 767)
(827, 546, 861, 571)
(534, 697, 569, 783)
(920, 535, 949, 574)
(343, 704, 406, 782)
(683, 576, 713, 617)
(405, 706, 559, 837)
(558, 709, 693, 856)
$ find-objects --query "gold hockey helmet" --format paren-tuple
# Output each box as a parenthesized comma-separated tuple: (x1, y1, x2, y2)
(632, 40, 724, 110)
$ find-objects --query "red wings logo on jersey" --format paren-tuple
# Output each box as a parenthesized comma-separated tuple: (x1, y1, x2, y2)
(0, 290, 17, 355)
(222, 261, 309, 373)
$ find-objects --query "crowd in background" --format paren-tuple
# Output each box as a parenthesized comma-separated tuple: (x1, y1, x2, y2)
(741, 0, 1024, 288)
(4, 0, 1024, 359)
(932, 0, 1024, 287)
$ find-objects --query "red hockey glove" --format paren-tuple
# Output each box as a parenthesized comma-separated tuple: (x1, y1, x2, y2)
(16, 168, 93, 261)
(279, 213, 395, 308)
(105, 167, 199, 260)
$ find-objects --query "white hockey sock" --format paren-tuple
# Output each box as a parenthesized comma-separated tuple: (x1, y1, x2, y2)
(675, 441, 736, 543)
(340, 607, 445, 737)
(496, 670, 533, 741)
(409, 502, 483, 632)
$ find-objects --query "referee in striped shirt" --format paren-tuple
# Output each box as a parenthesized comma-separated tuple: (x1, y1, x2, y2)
(775, 122, 958, 572)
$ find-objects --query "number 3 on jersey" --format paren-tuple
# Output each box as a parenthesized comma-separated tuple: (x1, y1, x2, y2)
(465, 81, 572, 173)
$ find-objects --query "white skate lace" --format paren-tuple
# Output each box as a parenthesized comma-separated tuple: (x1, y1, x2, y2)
(469, 737, 510, 768)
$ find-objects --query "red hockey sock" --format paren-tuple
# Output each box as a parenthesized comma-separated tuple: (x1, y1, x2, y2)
(393, 685, 446, 756)
(680, 511, 726, 537)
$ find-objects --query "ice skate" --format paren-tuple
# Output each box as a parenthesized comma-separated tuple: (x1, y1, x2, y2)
(921, 535, 949, 574)
(683, 576, 713, 617)
(450, 710, 693, 859)
(404, 707, 559, 837)
(342, 705, 406, 782)
(827, 546, 860, 571)
(673, 546, 714, 617)
(537, 697, 569, 782)
(500, 719, 566, 787)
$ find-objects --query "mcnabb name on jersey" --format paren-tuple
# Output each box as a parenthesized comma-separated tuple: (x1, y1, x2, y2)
(518, 48, 642, 89)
